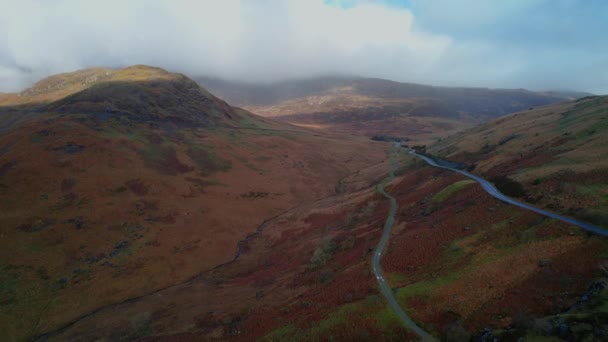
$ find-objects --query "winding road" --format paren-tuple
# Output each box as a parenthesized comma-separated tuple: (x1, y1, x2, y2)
(409, 150, 608, 237)
(373, 145, 434, 340)
(371, 146, 607, 340)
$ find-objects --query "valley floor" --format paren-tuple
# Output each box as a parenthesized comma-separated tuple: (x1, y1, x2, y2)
(31, 144, 608, 341)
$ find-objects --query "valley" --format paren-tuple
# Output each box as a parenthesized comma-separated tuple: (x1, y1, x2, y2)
(0, 66, 606, 341)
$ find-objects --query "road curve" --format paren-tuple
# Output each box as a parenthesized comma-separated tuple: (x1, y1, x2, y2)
(409, 150, 608, 237)
(373, 145, 435, 340)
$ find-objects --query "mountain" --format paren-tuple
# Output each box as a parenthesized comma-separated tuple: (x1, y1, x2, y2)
(197, 76, 587, 142)
(0, 66, 388, 341)
(1, 66, 241, 131)
(1, 67, 605, 341)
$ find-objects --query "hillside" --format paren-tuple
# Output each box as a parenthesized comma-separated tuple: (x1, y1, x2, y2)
(15, 81, 604, 341)
(0, 66, 389, 341)
(197, 76, 585, 143)
(0, 66, 241, 133)
(1, 67, 606, 341)
(36, 115, 608, 341)
(429, 95, 608, 227)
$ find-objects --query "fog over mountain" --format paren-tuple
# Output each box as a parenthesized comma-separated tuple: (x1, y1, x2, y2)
(1, 0, 607, 93)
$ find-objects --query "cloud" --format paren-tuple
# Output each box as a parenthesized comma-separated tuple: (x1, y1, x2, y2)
(0, 0, 606, 94)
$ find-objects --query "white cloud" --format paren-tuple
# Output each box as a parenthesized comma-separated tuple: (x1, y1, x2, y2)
(0, 0, 450, 91)
(0, 0, 606, 94)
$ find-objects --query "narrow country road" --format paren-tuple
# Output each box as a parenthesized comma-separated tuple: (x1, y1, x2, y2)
(373, 144, 434, 340)
(409, 150, 608, 237)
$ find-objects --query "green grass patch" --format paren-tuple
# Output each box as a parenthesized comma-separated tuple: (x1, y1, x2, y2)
(115, 186, 127, 193)
(344, 201, 377, 229)
(0, 268, 19, 305)
(26, 242, 45, 253)
(29, 134, 44, 144)
(431, 180, 474, 203)
(273, 295, 385, 341)
(576, 184, 608, 206)
(304, 297, 379, 339)
(386, 272, 411, 285)
(213, 128, 243, 143)
(238, 114, 273, 131)
(261, 324, 297, 341)
(308, 240, 337, 270)
(139, 144, 175, 169)
(375, 272, 464, 335)
(186, 145, 232, 176)
(101, 121, 147, 142)
(441, 242, 466, 263)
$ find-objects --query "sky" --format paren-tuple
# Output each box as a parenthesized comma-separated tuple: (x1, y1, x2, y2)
(1, 0, 607, 94)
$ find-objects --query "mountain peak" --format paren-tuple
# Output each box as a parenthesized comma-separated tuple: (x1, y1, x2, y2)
(38, 66, 236, 126)
(18, 65, 184, 100)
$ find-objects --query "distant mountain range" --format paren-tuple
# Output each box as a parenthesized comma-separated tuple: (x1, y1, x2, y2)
(197, 76, 590, 142)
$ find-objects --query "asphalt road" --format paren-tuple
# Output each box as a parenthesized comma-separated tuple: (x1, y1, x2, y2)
(409, 150, 608, 237)
(373, 146, 434, 340)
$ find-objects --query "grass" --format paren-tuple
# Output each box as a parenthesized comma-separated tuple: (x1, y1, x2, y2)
(374, 271, 466, 335)
(115, 186, 127, 193)
(308, 240, 337, 270)
(186, 145, 232, 176)
(263, 295, 386, 341)
(239, 114, 269, 130)
(26, 242, 45, 253)
(344, 201, 377, 229)
(489, 286, 608, 340)
(263, 208, 570, 340)
(442, 242, 466, 263)
(556, 99, 608, 136)
(431, 180, 474, 203)
(576, 184, 608, 203)
(305, 300, 370, 337)
(0, 268, 19, 305)
(139, 144, 176, 171)
(101, 120, 147, 143)
(29, 134, 44, 144)
(261, 324, 297, 341)
(0, 265, 58, 341)
(212, 128, 244, 144)
(232, 154, 262, 172)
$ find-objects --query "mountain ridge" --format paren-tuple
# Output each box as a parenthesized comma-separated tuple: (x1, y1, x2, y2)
(197, 75, 589, 109)
(196, 76, 589, 142)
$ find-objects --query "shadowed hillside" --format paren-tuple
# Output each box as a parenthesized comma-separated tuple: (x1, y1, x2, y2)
(0, 66, 243, 133)
(0, 66, 389, 341)
(45, 78, 234, 126)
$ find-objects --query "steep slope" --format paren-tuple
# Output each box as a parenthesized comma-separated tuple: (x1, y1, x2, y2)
(0, 66, 388, 341)
(0, 65, 239, 133)
(429, 95, 608, 227)
(45, 75, 233, 126)
(197, 76, 585, 142)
